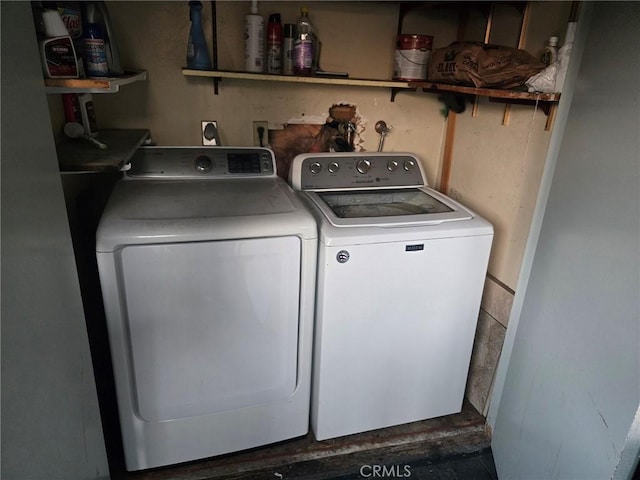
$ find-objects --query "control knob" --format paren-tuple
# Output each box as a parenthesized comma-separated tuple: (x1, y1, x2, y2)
(194, 155, 213, 173)
(356, 158, 371, 174)
(387, 160, 398, 172)
(309, 162, 322, 174)
(328, 161, 340, 174)
(403, 159, 416, 171)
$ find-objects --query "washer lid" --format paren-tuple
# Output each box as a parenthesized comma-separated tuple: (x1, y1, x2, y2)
(307, 187, 473, 228)
(116, 178, 295, 219)
(97, 177, 317, 251)
(319, 188, 455, 218)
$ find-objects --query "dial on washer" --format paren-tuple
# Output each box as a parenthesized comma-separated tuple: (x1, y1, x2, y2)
(309, 162, 322, 174)
(356, 159, 371, 174)
(194, 155, 213, 173)
(403, 159, 416, 171)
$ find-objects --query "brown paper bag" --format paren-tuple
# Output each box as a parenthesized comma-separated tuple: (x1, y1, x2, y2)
(428, 42, 546, 89)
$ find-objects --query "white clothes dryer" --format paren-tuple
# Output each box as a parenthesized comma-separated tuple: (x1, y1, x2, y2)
(289, 152, 493, 441)
(96, 147, 317, 471)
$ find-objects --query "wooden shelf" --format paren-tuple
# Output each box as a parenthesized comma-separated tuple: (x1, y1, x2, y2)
(182, 68, 560, 103)
(410, 81, 560, 102)
(182, 69, 411, 89)
(57, 128, 151, 172)
(44, 70, 147, 94)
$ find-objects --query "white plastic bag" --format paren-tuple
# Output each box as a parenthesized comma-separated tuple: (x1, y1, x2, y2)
(526, 63, 558, 93)
(554, 42, 573, 92)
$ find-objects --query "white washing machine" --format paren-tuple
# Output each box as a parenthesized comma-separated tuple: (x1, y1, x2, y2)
(96, 147, 317, 471)
(289, 152, 494, 441)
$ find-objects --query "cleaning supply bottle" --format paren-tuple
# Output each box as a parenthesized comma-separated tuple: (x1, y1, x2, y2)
(57, 2, 85, 76)
(39, 7, 80, 78)
(266, 13, 282, 74)
(244, 0, 264, 72)
(82, 1, 123, 76)
(282, 24, 296, 75)
(540, 36, 559, 66)
(293, 6, 314, 76)
(186, 0, 212, 70)
(83, 22, 109, 77)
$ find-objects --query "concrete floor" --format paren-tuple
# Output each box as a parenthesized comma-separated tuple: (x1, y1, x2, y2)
(123, 401, 491, 480)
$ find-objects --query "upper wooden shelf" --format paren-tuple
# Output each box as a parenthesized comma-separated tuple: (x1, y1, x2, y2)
(182, 69, 410, 89)
(44, 70, 147, 94)
(182, 68, 560, 103)
(409, 81, 560, 102)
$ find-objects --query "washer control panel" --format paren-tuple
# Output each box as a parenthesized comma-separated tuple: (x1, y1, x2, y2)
(293, 153, 425, 190)
(127, 146, 275, 178)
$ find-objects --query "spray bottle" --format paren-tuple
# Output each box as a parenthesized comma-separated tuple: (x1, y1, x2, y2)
(82, 2, 124, 76)
(266, 13, 282, 74)
(39, 7, 80, 78)
(244, 0, 264, 72)
(186, 1, 212, 70)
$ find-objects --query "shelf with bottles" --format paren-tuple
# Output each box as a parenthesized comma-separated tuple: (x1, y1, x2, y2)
(44, 70, 147, 94)
(185, 1, 562, 107)
(181, 68, 559, 104)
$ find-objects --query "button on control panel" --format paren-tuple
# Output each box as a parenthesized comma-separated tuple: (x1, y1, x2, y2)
(299, 154, 425, 190)
(403, 159, 416, 171)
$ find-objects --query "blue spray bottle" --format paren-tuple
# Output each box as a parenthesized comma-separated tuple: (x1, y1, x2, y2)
(186, 1, 211, 70)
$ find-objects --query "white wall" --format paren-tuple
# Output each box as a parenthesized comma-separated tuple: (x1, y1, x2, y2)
(0, 3, 109, 478)
(490, 2, 640, 477)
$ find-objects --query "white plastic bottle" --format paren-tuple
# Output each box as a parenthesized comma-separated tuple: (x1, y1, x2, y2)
(39, 8, 80, 79)
(293, 7, 314, 76)
(540, 36, 559, 66)
(244, 0, 264, 72)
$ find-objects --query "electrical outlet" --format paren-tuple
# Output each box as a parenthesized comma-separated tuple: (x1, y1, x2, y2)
(253, 121, 269, 147)
(202, 121, 220, 146)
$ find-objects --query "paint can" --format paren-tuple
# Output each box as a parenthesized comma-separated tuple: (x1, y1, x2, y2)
(393, 34, 433, 81)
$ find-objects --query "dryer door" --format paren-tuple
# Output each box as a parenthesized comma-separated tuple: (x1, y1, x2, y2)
(117, 236, 301, 422)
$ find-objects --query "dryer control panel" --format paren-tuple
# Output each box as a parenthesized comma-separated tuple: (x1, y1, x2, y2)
(127, 147, 275, 178)
(290, 152, 426, 191)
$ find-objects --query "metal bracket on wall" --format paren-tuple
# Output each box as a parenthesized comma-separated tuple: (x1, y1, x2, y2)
(211, 0, 219, 94)
(390, 87, 417, 102)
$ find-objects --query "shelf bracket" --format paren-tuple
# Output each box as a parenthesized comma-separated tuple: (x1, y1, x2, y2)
(439, 111, 457, 194)
(502, 104, 512, 125)
(391, 87, 415, 102)
(211, 0, 219, 94)
(545, 103, 558, 131)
